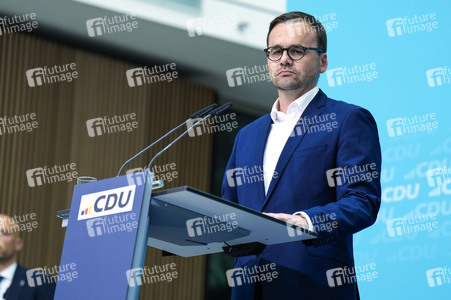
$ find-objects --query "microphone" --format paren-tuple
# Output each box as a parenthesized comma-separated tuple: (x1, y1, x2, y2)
(189, 104, 219, 119)
(116, 103, 218, 176)
(146, 102, 233, 170)
(208, 102, 233, 117)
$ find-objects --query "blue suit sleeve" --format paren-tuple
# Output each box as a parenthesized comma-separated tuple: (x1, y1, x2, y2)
(303, 107, 382, 245)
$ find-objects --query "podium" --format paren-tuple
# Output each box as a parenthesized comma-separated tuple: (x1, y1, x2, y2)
(54, 171, 316, 300)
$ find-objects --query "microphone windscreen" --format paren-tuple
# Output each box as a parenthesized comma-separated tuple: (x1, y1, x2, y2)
(189, 103, 218, 119)
(209, 102, 233, 116)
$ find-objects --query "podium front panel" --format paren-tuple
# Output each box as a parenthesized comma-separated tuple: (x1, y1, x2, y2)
(55, 174, 149, 300)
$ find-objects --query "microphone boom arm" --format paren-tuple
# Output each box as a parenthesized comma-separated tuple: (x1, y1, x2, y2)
(117, 119, 188, 176)
(146, 117, 205, 170)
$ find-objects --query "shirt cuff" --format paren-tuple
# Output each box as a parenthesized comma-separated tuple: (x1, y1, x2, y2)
(293, 211, 315, 232)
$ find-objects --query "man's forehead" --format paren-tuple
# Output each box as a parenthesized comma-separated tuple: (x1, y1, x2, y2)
(268, 21, 316, 46)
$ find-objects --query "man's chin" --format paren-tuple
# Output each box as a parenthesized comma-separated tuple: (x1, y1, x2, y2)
(0, 256, 14, 264)
(275, 83, 302, 91)
(273, 78, 302, 91)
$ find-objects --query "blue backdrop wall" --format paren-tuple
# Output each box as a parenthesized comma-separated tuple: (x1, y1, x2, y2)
(287, 0, 451, 298)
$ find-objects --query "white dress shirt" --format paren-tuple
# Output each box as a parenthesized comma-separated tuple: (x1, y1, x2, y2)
(0, 262, 17, 300)
(263, 87, 319, 232)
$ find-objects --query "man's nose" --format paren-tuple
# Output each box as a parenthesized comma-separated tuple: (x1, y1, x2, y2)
(279, 49, 293, 65)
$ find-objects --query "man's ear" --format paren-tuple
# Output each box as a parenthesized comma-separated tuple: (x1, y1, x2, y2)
(14, 236, 24, 252)
(319, 53, 328, 73)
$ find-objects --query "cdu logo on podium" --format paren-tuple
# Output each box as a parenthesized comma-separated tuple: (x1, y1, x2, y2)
(78, 186, 136, 220)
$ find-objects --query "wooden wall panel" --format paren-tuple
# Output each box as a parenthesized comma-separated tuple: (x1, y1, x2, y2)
(0, 32, 215, 299)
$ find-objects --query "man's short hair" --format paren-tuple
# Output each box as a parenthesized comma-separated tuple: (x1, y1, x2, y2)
(266, 11, 327, 53)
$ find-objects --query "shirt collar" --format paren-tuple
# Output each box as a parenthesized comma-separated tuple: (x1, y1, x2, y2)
(270, 86, 319, 123)
(0, 262, 17, 281)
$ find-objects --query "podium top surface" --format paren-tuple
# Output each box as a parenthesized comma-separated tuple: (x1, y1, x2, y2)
(148, 186, 317, 257)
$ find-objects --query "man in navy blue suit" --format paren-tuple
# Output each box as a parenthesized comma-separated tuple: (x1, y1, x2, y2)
(0, 214, 55, 300)
(222, 11, 381, 299)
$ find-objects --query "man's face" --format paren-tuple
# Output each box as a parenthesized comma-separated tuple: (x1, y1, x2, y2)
(267, 22, 327, 94)
(0, 215, 23, 265)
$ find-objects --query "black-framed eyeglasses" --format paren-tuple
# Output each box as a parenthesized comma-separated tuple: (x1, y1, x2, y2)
(263, 45, 325, 61)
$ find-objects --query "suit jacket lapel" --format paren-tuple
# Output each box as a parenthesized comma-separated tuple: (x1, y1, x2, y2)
(262, 90, 327, 211)
(253, 115, 273, 206)
(7, 264, 26, 300)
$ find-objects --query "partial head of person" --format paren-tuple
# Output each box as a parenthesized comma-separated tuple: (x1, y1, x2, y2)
(265, 11, 328, 99)
(0, 214, 24, 271)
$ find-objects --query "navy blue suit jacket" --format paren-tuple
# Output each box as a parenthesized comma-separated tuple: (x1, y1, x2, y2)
(5, 264, 55, 300)
(222, 89, 381, 299)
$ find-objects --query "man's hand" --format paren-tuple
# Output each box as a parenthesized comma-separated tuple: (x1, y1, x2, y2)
(263, 213, 309, 229)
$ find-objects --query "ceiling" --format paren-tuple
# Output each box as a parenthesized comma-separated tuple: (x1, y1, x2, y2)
(0, 0, 287, 115)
